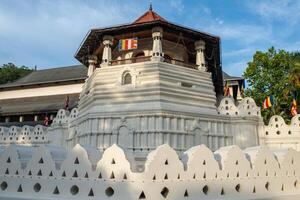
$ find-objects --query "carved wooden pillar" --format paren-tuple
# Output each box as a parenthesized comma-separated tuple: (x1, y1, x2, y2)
(195, 40, 206, 71)
(87, 55, 97, 77)
(101, 35, 113, 67)
(151, 27, 164, 62)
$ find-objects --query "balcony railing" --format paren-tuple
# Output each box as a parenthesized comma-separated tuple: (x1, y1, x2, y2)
(110, 56, 198, 69)
(110, 56, 151, 66)
(164, 57, 198, 69)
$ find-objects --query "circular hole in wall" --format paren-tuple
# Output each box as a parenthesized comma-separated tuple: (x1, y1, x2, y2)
(105, 187, 114, 197)
(294, 180, 298, 188)
(276, 131, 280, 135)
(33, 183, 41, 192)
(70, 185, 79, 195)
(0, 181, 8, 191)
(202, 185, 208, 195)
(235, 184, 241, 192)
(265, 182, 270, 191)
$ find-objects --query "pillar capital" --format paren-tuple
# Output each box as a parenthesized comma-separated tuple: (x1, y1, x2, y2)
(87, 55, 98, 77)
(195, 40, 205, 51)
(152, 27, 163, 38)
(102, 35, 113, 46)
(88, 55, 97, 64)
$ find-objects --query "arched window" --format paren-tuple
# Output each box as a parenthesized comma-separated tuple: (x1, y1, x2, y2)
(164, 54, 172, 63)
(134, 52, 145, 58)
(133, 52, 145, 63)
(123, 73, 132, 85)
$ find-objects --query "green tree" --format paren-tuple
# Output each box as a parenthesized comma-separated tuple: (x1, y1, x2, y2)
(244, 47, 299, 124)
(289, 53, 300, 91)
(0, 63, 33, 84)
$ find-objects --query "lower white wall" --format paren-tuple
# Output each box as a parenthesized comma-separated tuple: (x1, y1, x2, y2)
(260, 114, 300, 151)
(0, 144, 299, 200)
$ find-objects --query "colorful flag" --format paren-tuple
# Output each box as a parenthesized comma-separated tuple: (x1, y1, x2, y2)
(291, 97, 298, 116)
(224, 82, 230, 97)
(119, 38, 138, 51)
(263, 95, 274, 109)
(64, 95, 69, 110)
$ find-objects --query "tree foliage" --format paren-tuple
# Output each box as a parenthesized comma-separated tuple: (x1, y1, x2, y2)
(0, 63, 33, 84)
(244, 47, 299, 123)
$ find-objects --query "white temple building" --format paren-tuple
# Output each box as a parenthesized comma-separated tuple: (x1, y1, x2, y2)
(0, 6, 299, 200)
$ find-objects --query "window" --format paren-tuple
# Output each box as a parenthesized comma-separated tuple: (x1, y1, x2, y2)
(134, 52, 145, 58)
(133, 52, 145, 63)
(123, 73, 132, 85)
(164, 54, 172, 63)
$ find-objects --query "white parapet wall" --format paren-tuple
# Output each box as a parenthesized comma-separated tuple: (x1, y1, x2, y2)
(260, 114, 300, 150)
(0, 125, 48, 146)
(0, 143, 299, 200)
(217, 97, 261, 116)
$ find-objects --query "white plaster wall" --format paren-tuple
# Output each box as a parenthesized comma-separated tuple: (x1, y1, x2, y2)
(0, 125, 48, 146)
(50, 61, 262, 154)
(0, 143, 299, 200)
(261, 114, 300, 151)
(0, 83, 83, 100)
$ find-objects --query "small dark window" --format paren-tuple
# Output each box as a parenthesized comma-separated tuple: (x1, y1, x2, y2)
(133, 52, 145, 63)
(181, 82, 193, 88)
(164, 54, 172, 63)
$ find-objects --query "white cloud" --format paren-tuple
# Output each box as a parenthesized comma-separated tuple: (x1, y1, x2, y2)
(207, 23, 272, 45)
(223, 60, 249, 77)
(247, 0, 300, 25)
(0, 0, 142, 67)
(169, 0, 185, 13)
(223, 47, 256, 58)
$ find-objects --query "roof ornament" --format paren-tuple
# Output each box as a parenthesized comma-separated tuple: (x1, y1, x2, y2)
(149, 1, 153, 11)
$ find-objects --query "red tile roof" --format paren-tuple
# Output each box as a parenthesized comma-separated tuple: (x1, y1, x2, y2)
(133, 7, 167, 24)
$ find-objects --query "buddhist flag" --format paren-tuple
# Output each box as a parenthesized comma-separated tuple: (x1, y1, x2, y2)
(291, 97, 298, 116)
(119, 38, 138, 51)
(263, 95, 274, 109)
(224, 82, 230, 97)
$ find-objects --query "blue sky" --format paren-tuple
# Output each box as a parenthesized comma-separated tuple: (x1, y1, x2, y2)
(0, 0, 299, 77)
